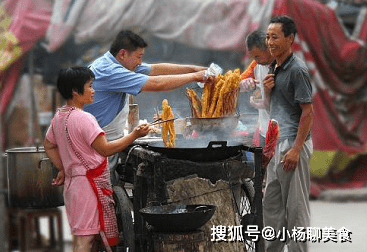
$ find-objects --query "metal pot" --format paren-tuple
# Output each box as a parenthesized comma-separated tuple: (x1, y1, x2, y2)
(6, 146, 64, 208)
(148, 140, 245, 162)
(139, 204, 217, 232)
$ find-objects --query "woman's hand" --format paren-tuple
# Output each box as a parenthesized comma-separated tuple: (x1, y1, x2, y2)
(52, 170, 65, 186)
(133, 123, 151, 138)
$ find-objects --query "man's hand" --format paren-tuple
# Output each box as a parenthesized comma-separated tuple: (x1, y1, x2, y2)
(263, 73, 275, 96)
(281, 147, 300, 171)
(249, 96, 265, 109)
(239, 78, 258, 92)
(193, 70, 207, 83)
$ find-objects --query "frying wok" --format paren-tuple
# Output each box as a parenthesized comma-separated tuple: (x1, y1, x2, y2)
(139, 204, 217, 232)
(148, 140, 245, 162)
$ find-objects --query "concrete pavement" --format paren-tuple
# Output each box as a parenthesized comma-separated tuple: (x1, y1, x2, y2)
(309, 200, 367, 252)
(51, 188, 367, 252)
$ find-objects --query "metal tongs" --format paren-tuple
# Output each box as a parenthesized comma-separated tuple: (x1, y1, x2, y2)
(150, 118, 176, 126)
(151, 106, 177, 125)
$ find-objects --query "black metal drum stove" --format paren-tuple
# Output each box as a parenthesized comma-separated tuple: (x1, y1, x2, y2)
(118, 141, 265, 252)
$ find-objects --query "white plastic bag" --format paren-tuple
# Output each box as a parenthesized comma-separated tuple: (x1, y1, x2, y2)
(197, 62, 223, 88)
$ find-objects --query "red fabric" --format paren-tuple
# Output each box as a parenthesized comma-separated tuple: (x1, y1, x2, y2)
(0, 0, 52, 113)
(252, 127, 260, 147)
(0, 57, 24, 150)
(310, 154, 367, 198)
(0, 0, 52, 148)
(0, 58, 24, 114)
(272, 0, 367, 153)
(3, 0, 52, 56)
(312, 91, 367, 153)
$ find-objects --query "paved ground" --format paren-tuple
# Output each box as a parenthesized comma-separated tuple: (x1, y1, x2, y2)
(31, 187, 367, 252)
(309, 200, 367, 252)
(62, 199, 367, 252)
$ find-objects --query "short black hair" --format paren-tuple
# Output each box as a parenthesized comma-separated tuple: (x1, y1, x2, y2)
(56, 67, 95, 100)
(246, 30, 267, 51)
(269, 15, 297, 38)
(110, 30, 148, 57)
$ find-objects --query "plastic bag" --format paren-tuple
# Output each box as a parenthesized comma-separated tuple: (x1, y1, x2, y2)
(197, 62, 223, 88)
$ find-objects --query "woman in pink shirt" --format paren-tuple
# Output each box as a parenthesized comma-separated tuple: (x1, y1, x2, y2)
(44, 67, 150, 252)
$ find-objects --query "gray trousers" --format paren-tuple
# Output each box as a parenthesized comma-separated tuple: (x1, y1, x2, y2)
(263, 138, 313, 252)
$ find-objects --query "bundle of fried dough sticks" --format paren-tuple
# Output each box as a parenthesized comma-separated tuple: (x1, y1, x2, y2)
(161, 99, 175, 147)
(186, 68, 241, 118)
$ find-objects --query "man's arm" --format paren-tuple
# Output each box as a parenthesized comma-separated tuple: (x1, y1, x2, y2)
(149, 63, 206, 76)
(282, 103, 313, 171)
(141, 70, 206, 91)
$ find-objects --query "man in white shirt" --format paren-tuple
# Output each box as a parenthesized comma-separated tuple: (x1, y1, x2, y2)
(240, 30, 274, 147)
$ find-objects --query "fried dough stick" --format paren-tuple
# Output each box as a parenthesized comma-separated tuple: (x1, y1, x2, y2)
(201, 76, 215, 117)
(168, 117, 175, 147)
(213, 70, 233, 117)
(161, 99, 175, 147)
(213, 69, 241, 117)
(207, 78, 225, 117)
(186, 88, 202, 118)
(222, 69, 241, 115)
